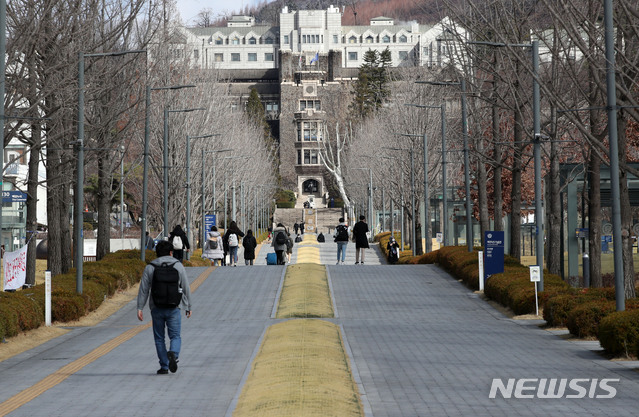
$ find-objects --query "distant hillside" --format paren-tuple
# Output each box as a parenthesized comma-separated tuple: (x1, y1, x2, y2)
(209, 0, 449, 27)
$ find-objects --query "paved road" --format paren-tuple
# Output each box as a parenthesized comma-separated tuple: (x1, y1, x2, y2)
(1, 239, 638, 416)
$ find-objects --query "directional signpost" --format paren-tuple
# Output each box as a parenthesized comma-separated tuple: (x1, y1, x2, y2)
(483, 231, 505, 288)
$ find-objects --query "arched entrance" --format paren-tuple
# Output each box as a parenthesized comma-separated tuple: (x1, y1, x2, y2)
(302, 179, 319, 195)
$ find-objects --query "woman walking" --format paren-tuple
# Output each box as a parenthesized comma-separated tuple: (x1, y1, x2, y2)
(243, 229, 258, 265)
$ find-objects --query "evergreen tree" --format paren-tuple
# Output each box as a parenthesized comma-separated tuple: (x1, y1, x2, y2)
(350, 48, 391, 119)
(246, 87, 274, 145)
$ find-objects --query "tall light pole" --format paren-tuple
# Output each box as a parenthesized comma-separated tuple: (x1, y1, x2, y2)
(0, 0, 5, 253)
(163, 107, 205, 239)
(603, 0, 625, 310)
(201, 148, 230, 247)
(185, 134, 219, 260)
(387, 143, 418, 256)
(406, 102, 447, 250)
(417, 80, 473, 252)
(469, 40, 544, 289)
(77, 49, 145, 294)
(140, 84, 196, 261)
(119, 145, 125, 242)
(353, 167, 373, 238)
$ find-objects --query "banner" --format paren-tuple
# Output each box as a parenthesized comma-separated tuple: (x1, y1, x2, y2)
(3, 244, 28, 290)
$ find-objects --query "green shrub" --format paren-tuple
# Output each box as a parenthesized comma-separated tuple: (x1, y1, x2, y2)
(598, 309, 639, 357)
(566, 299, 616, 338)
(544, 294, 581, 327)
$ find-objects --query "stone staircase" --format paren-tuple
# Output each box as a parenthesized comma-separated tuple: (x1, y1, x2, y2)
(273, 207, 343, 235)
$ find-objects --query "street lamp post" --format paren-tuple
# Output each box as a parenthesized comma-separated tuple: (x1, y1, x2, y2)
(185, 134, 219, 260)
(77, 49, 145, 294)
(201, 148, 230, 248)
(163, 107, 205, 239)
(468, 40, 544, 289)
(119, 145, 125, 242)
(386, 143, 418, 256)
(417, 80, 472, 252)
(140, 84, 196, 261)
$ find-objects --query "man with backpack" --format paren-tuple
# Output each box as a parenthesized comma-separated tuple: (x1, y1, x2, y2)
(333, 217, 350, 265)
(137, 240, 192, 375)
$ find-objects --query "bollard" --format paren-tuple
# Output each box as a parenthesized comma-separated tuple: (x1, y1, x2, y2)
(583, 253, 590, 288)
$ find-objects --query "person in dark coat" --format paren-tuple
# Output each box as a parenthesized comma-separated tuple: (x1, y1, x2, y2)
(223, 221, 245, 267)
(168, 225, 190, 262)
(352, 215, 369, 264)
(387, 236, 400, 264)
(294, 222, 299, 235)
(243, 229, 258, 265)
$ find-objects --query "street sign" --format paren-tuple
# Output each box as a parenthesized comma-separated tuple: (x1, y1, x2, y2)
(575, 228, 589, 239)
(205, 214, 216, 232)
(484, 231, 505, 280)
(436, 232, 443, 243)
(529, 265, 541, 282)
(2, 190, 27, 203)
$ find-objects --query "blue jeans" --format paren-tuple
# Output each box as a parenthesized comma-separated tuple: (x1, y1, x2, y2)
(229, 246, 238, 264)
(151, 307, 181, 370)
(336, 241, 347, 262)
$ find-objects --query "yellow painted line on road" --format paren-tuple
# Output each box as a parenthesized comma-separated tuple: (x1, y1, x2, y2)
(0, 266, 214, 417)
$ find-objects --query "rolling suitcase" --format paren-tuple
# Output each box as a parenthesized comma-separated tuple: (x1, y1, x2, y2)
(266, 252, 278, 265)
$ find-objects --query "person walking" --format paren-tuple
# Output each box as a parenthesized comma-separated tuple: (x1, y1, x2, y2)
(243, 229, 258, 265)
(168, 225, 189, 262)
(271, 223, 288, 265)
(352, 215, 370, 264)
(223, 221, 244, 267)
(294, 221, 299, 235)
(137, 240, 192, 374)
(333, 217, 350, 264)
(145, 231, 155, 251)
(286, 231, 294, 263)
(300, 220, 305, 235)
(387, 235, 400, 264)
(201, 226, 224, 266)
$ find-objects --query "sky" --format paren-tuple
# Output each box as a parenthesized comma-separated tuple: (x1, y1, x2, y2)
(175, 0, 263, 26)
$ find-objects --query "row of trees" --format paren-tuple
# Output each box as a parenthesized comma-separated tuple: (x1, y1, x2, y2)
(5, 0, 277, 285)
(319, 0, 638, 298)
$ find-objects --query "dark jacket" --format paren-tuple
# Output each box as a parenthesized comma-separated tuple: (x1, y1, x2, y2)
(169, 227, 190, 250)
(223, 227, 245, 248)
(352, 221, 370, 248)
(243, 234, 257, 260)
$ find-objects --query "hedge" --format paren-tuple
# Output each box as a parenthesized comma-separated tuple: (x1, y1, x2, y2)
(598, 309, 639, 357)
(0, 249, 147, 340)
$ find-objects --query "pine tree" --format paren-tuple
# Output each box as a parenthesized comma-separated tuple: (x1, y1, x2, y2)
(350, 48, 391, 119)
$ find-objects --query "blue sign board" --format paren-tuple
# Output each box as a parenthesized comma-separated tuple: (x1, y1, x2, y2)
(204, 214, 216, 233)
(484, 231, 505, 280)
(2, 191, 27, 202)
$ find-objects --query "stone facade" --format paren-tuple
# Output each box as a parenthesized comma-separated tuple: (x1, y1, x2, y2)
(168, 7, 460, 204)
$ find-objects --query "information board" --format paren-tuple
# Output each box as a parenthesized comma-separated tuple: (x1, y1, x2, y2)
(484, 231, 505, 279)
(205, 214, 216, 232)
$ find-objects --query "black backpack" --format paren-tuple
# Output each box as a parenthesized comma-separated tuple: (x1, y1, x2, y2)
(151, 262, 182, 308)
(335, 225, 349, 241)
(275, 231, 287, 245)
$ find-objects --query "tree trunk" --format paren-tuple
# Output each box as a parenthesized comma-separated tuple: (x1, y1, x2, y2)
(97, 157, 111, 260)
(547, 129, 562, 275)
(509, 110, 523, 261)
(588, 152, 602, 287)
(477, 136, 490, 237)
(25, 125, 41, 286)
(492, 52, 503, 232)
(60, 152, 72, 273)
(618, 115, 636, 299)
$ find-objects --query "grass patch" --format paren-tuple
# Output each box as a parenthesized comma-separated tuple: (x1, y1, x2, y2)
(277, 264, 333, 318)
(233, 319, 363, 417)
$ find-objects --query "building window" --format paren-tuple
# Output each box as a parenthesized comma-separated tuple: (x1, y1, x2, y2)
(299, 100, 321, 111)
(266, 102, 279, 112)
(265, 52, 274, 61)
(365, 35, 374, 43)
(302, 35, 306, 43)
(348, 52, 358, 61)
(298, 121, 321, 142)
(265, 37, 274, 44)
(215, 37, 223, 45)
(248, 37, 256, 44)
(399, 51, 408, 60)
(232, 37, 240, 45)
(284, 35, 289, 44)
(399, 35, 407, 43)
(297, 150, 302, 165)
(231, 53, 240, 61)
(333, 34, 338, 43)
(303, 150, 319, 164)
(382, 35, 391, 43)
(193, 49, 199, 59)
(171, 49, 183, 59)
(349, 36, 357, 44)
(214, 53, 223, 62)
(248, 53, 257, 61)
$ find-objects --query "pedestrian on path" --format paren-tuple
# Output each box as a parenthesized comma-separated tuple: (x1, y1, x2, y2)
(271, 223, 288, 265)
(294, 221, 299, 235)
(136, 240, 192, 375)
(168, 225, 189, 262)
(352, 215, 370, 264)
(387, 235, 400, 264)
(300, 220, 305, 234)
(286, 231, 294, 263)
(243, 229, 257, 265)
(333, 217, 349, 264)
(201, 226, 224, 266)
(223, 221, 244, 267)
